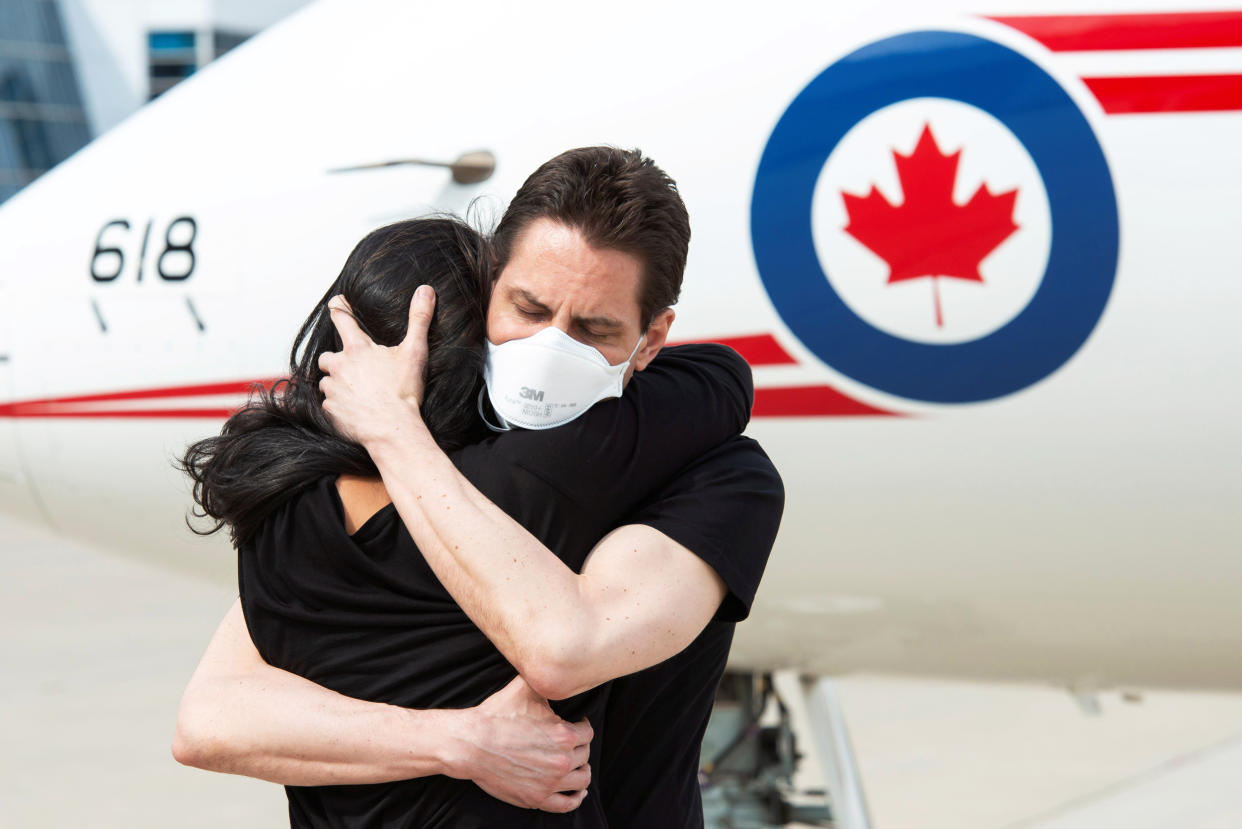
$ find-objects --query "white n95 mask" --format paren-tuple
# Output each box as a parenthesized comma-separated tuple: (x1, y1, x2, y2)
(480, 326, 644, 431)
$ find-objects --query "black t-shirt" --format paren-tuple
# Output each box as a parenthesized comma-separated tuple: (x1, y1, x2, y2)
(239, 345, 763, 828)
(602, 437, 784, 829)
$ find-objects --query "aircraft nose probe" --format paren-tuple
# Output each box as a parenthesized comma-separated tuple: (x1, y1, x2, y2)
(327, 150, 496, 184)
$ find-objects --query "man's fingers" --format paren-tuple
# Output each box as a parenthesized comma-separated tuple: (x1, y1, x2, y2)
(538, 790, 588, 814)
(550, 721, 583, 751)
(570, 742, 589, 770)
(319, 378, 338, 417)
(557, 764, 590, 793)
(402, 285, 436, 353)
(326, 295, 371, 350)
(567, 717, 593, 748)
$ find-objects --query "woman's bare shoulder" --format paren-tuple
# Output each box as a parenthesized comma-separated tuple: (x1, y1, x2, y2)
(335, 474, 392, 535)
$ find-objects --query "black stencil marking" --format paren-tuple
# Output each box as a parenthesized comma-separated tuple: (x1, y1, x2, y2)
(185, 296, 205, 332)
(91, 298, 108, 333)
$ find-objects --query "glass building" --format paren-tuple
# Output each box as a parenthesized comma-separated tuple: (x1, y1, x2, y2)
(148, 29, 250, 100)
(0, 0, 91, 204)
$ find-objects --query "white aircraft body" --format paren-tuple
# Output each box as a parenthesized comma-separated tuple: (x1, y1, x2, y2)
(2, 0, 1240, 709)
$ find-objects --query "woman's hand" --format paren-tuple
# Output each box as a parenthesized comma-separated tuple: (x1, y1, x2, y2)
(318, 287, 434, 446)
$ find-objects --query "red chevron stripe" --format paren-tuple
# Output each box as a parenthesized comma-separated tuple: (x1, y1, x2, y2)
(1083, 73, 1242, 113)
(990, 11, 1242, 51)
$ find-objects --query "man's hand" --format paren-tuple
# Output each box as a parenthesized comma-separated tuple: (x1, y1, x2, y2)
(446, 676, 592, 813)
(318, 288, 434, 445)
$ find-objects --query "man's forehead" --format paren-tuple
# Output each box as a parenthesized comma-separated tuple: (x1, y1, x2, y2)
(496, 226, 644, 327)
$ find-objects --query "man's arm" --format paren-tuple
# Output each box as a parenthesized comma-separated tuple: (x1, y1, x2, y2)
(367, 418, 726, 701)
(320, 292, 729, 701)
(173, 600, 591, 811)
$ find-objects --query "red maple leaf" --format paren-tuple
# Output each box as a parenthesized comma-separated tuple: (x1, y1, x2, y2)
(841, 123, 1020, 328)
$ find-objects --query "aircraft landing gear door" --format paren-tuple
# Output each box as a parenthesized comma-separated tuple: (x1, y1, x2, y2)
(0, 282, 44, 528)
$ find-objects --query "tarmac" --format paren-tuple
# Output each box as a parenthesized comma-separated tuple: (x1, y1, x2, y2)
(3, 513, 1241, 828)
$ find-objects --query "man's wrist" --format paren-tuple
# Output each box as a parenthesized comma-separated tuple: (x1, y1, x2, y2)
(361, 397, 429, 453)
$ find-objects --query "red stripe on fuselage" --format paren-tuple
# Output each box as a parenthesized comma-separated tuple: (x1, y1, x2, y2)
(668, 336, 897, 416)
(990, 11, 1242, 51)
(0, 379, 280, 418)
(753, 385, 899, 417)
(0, 406, 239, 418)
(0, 374, 899, 419)
(1083, 73, 1242, 113)
(12, 379, 279, 406)
(667, 333, 799, 366)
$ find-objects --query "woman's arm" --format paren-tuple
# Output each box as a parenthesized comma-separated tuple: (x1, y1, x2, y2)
(173, 600, 591, 812)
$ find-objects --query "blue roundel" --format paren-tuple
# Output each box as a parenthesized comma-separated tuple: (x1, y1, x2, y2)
(751, 31, 1118, 403)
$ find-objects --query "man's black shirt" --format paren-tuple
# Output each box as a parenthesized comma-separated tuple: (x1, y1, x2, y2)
(601, 436, 783, 828)
(239, 345, 781, 828)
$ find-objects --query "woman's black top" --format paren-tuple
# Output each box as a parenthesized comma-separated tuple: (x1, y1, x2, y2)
(239, 344, 755, 828)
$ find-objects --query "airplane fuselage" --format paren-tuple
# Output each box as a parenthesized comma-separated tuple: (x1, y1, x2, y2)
(2, 0, 1239, 690)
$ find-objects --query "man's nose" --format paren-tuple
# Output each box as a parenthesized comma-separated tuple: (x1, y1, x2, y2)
(548, 309, 575, 337)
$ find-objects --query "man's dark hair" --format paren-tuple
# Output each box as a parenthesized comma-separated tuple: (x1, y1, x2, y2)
(491, 146, 690, 328)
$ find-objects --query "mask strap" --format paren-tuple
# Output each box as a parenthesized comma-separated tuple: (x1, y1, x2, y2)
(477, 387, 512, 433)
(623, 332, 646, 365)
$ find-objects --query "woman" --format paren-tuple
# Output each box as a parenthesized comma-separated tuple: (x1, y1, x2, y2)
(181, 217, 751, 827)
(183, 217, 491, 548)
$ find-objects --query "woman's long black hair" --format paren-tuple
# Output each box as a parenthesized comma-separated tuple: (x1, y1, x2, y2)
(181, 217, 490, 547)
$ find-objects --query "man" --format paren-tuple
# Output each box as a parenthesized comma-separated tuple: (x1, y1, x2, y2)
(175, 147, 783, 827)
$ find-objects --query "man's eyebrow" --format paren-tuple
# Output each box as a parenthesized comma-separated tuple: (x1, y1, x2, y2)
(510, 287, 625, 331)
(572, 314, 624, 331)
(510, 288, 551, 312)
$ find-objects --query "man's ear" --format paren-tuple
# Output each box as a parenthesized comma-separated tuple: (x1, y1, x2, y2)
(633, 308, 675, 372)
